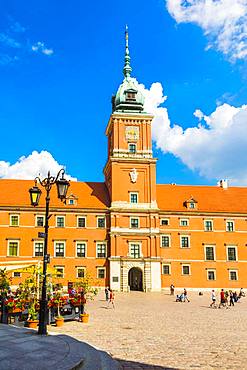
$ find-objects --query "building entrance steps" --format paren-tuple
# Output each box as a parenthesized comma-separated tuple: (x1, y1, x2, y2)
(0, 324, 120, 370)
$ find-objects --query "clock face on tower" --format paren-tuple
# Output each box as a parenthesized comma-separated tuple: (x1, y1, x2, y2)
(125, 126, 139, 141)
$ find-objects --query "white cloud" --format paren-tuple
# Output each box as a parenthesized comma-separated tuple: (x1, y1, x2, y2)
(32, 42, 54, 56)
(166, 0, 247, 61)
(0, 151, 76, 180)
(140, 81, 247, 185)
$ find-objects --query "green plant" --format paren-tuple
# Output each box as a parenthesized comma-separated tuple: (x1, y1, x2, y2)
(0, 269, 10, 297)
(74, 273, 98, 313)
(28, 304, 38, 320)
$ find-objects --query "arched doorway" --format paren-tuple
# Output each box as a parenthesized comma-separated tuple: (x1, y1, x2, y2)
(128, 267, 143, 291)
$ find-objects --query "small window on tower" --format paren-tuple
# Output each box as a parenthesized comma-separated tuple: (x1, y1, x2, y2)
(126, 92, 136, 101)
(129, 143, 136, 153)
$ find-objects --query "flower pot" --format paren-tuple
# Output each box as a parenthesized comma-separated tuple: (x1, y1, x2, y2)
(80, 313, 89, 323)
(8, 308, 22, 313)
(27, 320, 39, 329)
(55, 317, 64, 327)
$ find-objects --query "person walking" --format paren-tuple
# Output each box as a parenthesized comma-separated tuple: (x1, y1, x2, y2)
(170, 284, 175, 296)
(183, 288, 190, 302)
(229, 291, 235, 306)
(105, 287, 109, 301)
(218, 289, 226, 308)
(210, 289, 217, 308)
(107, 289, 115, 309)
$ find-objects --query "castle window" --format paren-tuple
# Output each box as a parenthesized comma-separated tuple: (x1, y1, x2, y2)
(180, 236, 190, 248)
(205, 245, 215, 261)
(36, 216, 44, 227)
(56, 216, 65, 228)
(129, 243, 141, 258)
(207, 269, 216, 281)
(189, 202, 195, 209)
(161, 235, 170, 248)
(8, 241, 19, 257)
(77, 216, 86, 228)
(97, 217, 105, 228)
(161, 219, 169, 226)
(76, 267, 86, 278)
(130, 218, 139, 228)
(162, 264, 170, 275)
(227, 246, 237, 261)
(126, 92, 136, 101)
(55, 266, 64, 278)
(10, 214, 19, 227)
(13, 271, 21, 278)
(130, 192, 138, 203)
(34, 242, 44, 257)
(54, 242, 65, 257)
(76, 242, 86, 258)
(226, 220, 234, 232)
(182, 265, 190, 275)
(229, 270, 238, 281)
(180, 219, 189, 227)
(204, 220, 213, 231)
(96, 243, 107, 258)
(129, 143, 136, 153)
(97, 267, 106, 279)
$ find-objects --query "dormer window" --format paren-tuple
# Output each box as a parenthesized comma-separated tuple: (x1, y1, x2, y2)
(129, 143, 136, 153)
(126, 91, 136, 101)
(184, 196, 198, 210)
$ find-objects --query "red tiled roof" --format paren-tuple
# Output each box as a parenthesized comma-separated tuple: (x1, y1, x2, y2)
(0, 180, 110, 209)
(157, 184, 247, 213)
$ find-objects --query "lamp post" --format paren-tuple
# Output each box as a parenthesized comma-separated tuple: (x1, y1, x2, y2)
(29, 169, 70, 335)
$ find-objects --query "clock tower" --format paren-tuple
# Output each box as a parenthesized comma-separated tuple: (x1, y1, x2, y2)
(104, 27, 161, 292)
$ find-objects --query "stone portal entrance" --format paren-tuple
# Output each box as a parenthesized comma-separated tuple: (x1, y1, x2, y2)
(128, 267, 143, 291)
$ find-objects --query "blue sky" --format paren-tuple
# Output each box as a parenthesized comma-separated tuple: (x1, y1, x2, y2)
(1, 0, 247, 185)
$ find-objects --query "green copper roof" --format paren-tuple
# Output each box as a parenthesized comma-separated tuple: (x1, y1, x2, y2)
(112, 26, 145, 113)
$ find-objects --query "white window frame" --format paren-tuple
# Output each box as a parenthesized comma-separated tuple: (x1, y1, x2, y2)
(204, 244, 216, 261)
(97, 216, 106, 228)
(97, 267, 106, 279)
(76, 241, 87, 258)
(36, 215, 45, 227)
(227, 245, 238, 261)
(229, 269, 238, 281)
(129, 192, 138, 204)
(204, 219, 213, 231)
(160, 218, 169, 226)
(33, 241, 44, 257)
(56, 215, 65, 228)
(7, 240, 19, 257)
(160, 234, 171, 248)
(182, 264, 191, 275)
(10, 214, 19, 227)
(76, 266, 86, 278)
(96, 242, 107, 258)
(128, 242, 142, 258)
(162, 264, 171, 275)
(180, 235, 190, 248)
(68, 199, 75, 205)
(54, 241, 66, 258)
(130, 217, 140, 228)
(226, 220, 235, 232)
(207, 269, 216, 281)
(77, 216, 86, 228)
(180, 219, 189, 227)
(128, 143, 137, 154)
(12, 271, 22, 278)
(54, 266, 64, 278)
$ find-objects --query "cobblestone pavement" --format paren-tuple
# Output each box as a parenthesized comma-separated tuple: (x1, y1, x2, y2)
(51, 291, 247, 369)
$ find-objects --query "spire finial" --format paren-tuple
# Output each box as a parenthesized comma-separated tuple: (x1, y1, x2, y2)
(123, 25, 132, 79)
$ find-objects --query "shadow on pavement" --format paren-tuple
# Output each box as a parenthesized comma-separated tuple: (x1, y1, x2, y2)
(116, 358, 179, 369)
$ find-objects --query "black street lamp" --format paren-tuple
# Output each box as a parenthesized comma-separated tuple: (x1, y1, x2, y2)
(29, 169, 70, 335)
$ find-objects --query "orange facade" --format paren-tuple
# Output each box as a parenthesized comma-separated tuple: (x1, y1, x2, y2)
(1, 33, 247, 291)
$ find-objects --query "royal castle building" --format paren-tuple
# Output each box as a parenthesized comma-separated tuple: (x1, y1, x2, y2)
(1, 30, 247, 292)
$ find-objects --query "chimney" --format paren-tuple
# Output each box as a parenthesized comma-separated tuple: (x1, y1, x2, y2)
(218, 179, 228, 189)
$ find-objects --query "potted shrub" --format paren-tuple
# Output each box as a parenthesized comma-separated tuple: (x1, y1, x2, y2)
(27, 304, 39, 329)
(74, 274, 98, 323)
(49, 291, 67, 326)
